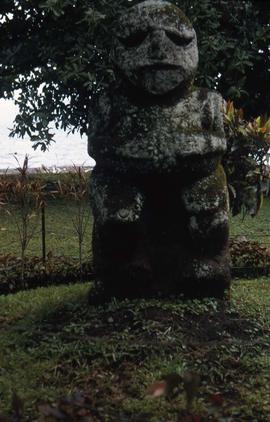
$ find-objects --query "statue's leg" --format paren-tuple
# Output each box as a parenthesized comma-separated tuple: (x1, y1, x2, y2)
(90, 168, 152, 300)
(181, 164, 231, 298)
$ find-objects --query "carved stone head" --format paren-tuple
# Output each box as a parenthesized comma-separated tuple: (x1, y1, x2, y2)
(113, 0, 198, 95)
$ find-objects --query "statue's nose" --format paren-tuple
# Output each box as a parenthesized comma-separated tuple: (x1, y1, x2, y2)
(149, 30, 167, 59)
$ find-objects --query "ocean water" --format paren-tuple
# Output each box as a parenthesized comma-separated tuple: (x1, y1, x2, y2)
(0, 99, 95, 171)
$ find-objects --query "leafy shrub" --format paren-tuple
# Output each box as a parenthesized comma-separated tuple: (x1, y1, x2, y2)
(0, 254, 93, 295)
(223, 102, 270, 217)
(230, 237, 270, 277)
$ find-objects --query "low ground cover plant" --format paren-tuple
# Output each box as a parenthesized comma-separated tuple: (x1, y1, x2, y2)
(0, 254, 93, 294)
(1, 237, 269, 295)
(230, 237, 270, 277)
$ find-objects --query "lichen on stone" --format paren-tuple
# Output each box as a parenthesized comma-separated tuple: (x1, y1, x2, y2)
(88, 0, 231, 300)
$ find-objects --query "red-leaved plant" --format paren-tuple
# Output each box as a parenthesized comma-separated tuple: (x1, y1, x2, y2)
(1, 155, 45, 286)
(57, 165, 91, 282)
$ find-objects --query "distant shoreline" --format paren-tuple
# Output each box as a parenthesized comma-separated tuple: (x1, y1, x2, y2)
(0, 165, 94, 175)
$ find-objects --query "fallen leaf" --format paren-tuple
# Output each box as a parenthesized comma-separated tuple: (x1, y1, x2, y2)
(146, 381, 167, 397)
(209, 393, 224, 407)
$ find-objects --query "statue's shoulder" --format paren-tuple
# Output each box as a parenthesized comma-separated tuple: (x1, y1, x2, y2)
(94, 83, 131, 115)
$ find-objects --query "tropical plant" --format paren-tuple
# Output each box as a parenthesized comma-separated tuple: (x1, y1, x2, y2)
(1, 156, 45, 285)
(223, 101, 270, 216)
(57, 166, 91, 281)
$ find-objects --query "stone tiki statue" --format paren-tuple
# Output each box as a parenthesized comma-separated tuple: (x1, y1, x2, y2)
(88, 0, 231, 301)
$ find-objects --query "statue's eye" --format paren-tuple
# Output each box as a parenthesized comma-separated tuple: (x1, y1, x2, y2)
(119, 31, 148, 48)
(166, 31, 193, 47)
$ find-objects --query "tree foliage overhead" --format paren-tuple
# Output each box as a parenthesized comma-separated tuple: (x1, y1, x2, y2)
(0, 0, 269, 149)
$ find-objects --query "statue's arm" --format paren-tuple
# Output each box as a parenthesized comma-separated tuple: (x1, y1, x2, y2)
(87, 93, 112, 158)
(211, 92, 226, 137)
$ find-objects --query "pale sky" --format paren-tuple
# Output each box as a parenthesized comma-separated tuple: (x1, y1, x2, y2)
(0, 99, 95, 170)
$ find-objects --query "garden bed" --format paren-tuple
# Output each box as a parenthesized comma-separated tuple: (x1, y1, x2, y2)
(0, 254, 94, 294)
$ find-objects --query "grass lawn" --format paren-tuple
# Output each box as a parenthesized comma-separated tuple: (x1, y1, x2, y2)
(230, 196, 270, 247)
(1, 180, 270, 419)
(0, 279, 270, 421)
(0, 198, 93, 259)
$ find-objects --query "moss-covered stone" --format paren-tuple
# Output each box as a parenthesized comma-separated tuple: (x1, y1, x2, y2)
(88, 1, 231, 301)
(113, 1, 198, 95)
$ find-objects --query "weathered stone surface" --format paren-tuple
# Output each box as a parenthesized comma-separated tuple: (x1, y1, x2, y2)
(88, 0, 231, 301)
(113, 0, 197, 95)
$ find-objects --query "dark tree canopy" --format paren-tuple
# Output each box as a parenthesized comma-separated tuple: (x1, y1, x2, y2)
(0, 0, 269, 148)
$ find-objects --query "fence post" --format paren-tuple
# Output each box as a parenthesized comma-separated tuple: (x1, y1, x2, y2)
(41, 203, 46, 264)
